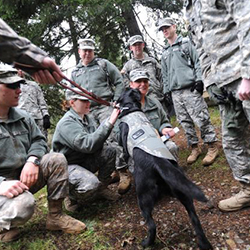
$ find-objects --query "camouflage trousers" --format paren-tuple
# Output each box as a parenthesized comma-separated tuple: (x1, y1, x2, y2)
(172, 88, 217, 146)
(68, 144, 116, 203)
(90, 105, 127, 170)
(0, 153, 68, 231)
(218, 80, 250, 183)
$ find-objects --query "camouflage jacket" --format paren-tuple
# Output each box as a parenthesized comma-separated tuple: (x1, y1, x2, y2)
(161, 35, 202, 94)
(71, 58, 124, 106)
(121, 54, 164, 100)
(52, 108, 114, 166)
(18, 80, 49, 120)
(142, 96, 172, 134)
(185, 0, 250, 87)
(0, 108, 47, 184)
(120, 111, 176, 161)
(0, 19, 47, 73)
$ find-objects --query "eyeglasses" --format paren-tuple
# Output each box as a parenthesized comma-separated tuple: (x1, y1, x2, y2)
(0, 82, 21, 89)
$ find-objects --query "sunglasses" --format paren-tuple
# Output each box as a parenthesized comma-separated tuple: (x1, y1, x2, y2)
(0, 82, 21, 89)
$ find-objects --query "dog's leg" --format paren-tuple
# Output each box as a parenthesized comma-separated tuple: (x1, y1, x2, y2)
(175, 191, 213, 250)
(134, 167, 157, 248)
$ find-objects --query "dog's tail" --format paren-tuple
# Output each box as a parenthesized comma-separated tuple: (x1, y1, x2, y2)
(154, 158, 207, 202)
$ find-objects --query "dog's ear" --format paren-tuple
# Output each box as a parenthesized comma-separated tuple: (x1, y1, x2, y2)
(131, 88, 142, 103)
(116, 87, 130, 104)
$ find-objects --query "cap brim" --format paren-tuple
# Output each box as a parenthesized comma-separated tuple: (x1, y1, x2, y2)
(79, 45, 95, 50)
(158, 24, 172, 31)
(130, 40, 143, 46)
(0, 76, 26, 84)
(132, 76, 149, 82)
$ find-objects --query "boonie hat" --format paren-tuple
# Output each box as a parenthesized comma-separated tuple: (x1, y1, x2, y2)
(78, 38, 95, 50)
(66, 87, 90, 101)
(158, 17, 175, 31)
(0, 64, 26, 84)
(128, 35, 144, 46)
(129, 69, 150, 82)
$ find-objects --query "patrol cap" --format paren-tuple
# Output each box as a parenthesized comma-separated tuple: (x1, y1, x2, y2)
(158, 17, 175, 31)
(0, 65, 26, 84)
(66, 88, 90, 101)
(78, 38, 95, 50)
(128, 35, 144, 46)
(129, 69, 150, 82)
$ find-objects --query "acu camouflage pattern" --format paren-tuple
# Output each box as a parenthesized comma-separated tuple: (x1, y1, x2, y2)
(0, 19, 47, 73)
(121, 54, 164, 101)
(172, 88, 217, 146)
(185, 0, 250, 183)
(185, 0, 250, 87)
(120, 111, 176, 162)
(0, 153, 69, 230)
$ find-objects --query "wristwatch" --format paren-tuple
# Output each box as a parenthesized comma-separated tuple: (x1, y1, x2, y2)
(27, 156, 41, 167)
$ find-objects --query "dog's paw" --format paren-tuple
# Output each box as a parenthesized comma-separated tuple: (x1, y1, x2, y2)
(198, 240, 213, 250)
(141, 237, 154, 248)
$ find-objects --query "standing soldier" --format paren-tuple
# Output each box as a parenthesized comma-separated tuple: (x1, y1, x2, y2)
(121, 35, 168, 115)
(71, 38, 131, 195)
(185, 0, 250, 212)
(159, 17, 219, 166)
(17, 70, 50, 138)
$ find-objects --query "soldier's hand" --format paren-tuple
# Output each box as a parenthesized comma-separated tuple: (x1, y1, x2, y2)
(20, 162, 39, 188)
(238, 78, 250, 101)
(109, 108, 120, 125)
(190, 80, 204, 95)
(43, 115, 51, 129)
(0, 180, 28, 198)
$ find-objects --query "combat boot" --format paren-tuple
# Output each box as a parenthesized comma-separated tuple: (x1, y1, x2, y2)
(0, 228, 20, 242)
(98, 187, 121, 201)
(202, 142, 219, 166)
(187, 144, 201, 164)
(64, 197, 80, 213)
(218, 183, 250, 212)
(118, 169, 132, 194)
(46, 199, 86, 234)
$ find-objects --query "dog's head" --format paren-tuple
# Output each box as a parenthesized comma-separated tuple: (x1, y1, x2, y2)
(117, 88, 142, 118)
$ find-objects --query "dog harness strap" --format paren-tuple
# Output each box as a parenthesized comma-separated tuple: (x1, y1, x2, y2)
(120, 111, 176, 162)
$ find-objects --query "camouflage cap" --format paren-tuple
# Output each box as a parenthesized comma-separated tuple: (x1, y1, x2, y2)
(129, 69, 150, 82)
(78, 38, 95, 50)
(66, 88, 90, 101)
(158, 17, 175, 31)
(128, 35, 144, 46)
(0, 64, 26, 84)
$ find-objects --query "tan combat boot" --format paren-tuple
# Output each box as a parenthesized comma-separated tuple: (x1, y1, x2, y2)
(187, 145, 201, 164)
(202, 142, 219, 166)
(118, 169, 132, 194)
(218, 183, 250, 212)
(46, 199, 86, 234)
(0, 228, 20, 242)
(64, 197, 80, 213)
(98, 187, 121, 201)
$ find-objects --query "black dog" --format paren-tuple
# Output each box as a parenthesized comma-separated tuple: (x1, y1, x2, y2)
(117, 88, 213, 249)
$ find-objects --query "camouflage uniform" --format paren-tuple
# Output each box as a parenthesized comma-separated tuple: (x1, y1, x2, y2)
(122, 54, 164, 102)
(185, 0, 250, 183)
(0, 19, 47, 74)
(0, 108, 68, 230)
(71, 57, 126, 170)
(18, 80, 49, 137)
(52, 108, 116, 202)
(161, 35, 217, 147)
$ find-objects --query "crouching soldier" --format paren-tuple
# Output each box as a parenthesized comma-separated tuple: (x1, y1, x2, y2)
(0, 66, 86, 243)
(52, 88, 121, 212)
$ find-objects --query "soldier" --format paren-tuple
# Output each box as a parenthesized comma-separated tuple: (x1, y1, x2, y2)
(129, 69, 179, 161)
(159, 17, 219, 166)
(52, 88, 121, 212)
(121, 35, 168, 115)
(71, 38, 131, 195)
(0, 18, 64, 84)
(0, 66, 86, 243)
(185, 0, 250, 212)
(17, 70, 50, 138)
